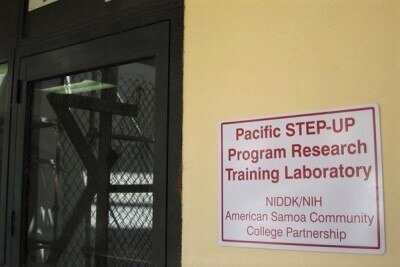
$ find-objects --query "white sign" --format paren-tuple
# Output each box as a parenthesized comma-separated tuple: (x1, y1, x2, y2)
(28, 0, 59, 12)
(218, 105, 384, 254)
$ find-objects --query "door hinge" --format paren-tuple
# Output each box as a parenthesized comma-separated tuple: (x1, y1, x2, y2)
(10, 210, 15, 236)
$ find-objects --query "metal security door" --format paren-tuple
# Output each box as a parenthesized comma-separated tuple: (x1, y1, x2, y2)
(11, 22, 169, 267)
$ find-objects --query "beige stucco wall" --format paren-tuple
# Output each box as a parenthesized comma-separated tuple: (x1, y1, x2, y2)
(182, 0, 400, 266)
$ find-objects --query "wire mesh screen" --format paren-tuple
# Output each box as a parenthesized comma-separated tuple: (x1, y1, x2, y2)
(108, 193, 153, 266)
(27, 61, 156, 267)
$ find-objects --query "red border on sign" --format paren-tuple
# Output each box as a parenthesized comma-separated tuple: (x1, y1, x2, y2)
(220, 107, 381, 250)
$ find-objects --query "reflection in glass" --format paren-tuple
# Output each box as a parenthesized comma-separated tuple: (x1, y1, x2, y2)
(26, 60, 156, 266)
(28, 0, 59, 12)
(0, 63, 9, 182)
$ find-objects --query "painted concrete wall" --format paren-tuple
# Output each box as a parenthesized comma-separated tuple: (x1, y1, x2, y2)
(182, 0, 399, 266)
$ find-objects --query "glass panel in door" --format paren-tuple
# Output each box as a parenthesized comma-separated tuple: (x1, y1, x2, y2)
(26, 59, 156, 266)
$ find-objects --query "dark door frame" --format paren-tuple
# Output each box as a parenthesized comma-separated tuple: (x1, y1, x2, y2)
(0, 57, 15, 264)
(2, 1, 183, 266)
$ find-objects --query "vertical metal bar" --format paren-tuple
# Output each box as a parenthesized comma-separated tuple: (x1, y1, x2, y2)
(52, 124, 61, 246)
(84, 71, 98, 267)
(51, 77, 64, 252)
(152, 24, 170, 266)
(27, 85, 41, 262)
(85, 108, 94, 267)
(94, 68, 117, 267)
